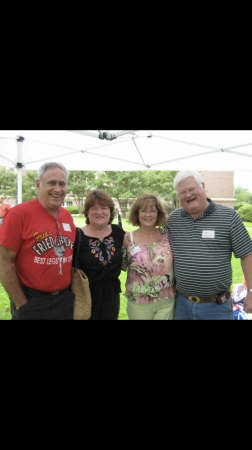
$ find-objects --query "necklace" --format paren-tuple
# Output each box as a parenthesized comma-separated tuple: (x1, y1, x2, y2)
(53, 214, 66, 275)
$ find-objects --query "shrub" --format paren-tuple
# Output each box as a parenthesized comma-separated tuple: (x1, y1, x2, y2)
(65, 206, 79, 214)
(237, 204, 252, 222)
(234, 201, 246, 211)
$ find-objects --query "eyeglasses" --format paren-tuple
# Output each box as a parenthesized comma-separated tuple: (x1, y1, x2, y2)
(177, 186, 200, 198)
(139, 209, 157, 214)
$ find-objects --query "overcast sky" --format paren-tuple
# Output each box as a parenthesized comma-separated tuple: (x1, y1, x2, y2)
(234, 171, 252, 191)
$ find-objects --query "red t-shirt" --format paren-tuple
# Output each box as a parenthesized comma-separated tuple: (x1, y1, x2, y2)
(0, 199, 76, 291)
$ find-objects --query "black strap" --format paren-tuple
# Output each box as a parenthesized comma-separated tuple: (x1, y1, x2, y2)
(73, 227, 81, 269)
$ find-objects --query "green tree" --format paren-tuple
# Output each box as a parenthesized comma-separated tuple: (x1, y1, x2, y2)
(235, 186, 252, 205)
(22, 170, 37, 202)
(5, 169, 179, 212)
(67, 171, 97, 211)
(237, 204, 252, 222)
(140, 170, 179, 208)
(95, 170, 179, 215)
(95, 171, 145, 214)
(0, 167, 17, 200)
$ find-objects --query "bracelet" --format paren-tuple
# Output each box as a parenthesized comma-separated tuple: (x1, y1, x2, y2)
(16, 306, 19, 310)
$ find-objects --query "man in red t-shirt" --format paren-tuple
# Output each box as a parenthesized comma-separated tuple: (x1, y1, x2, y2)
(0, 162, 76, 320)
(0, 194, 12, 225)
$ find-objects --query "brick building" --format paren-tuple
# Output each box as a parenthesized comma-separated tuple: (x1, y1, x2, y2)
(200, 171, 235, 208)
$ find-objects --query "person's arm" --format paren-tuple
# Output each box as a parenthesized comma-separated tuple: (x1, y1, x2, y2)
(121, 233, 130, 271)
(0, 246, 28, 309)
(241, 253, 252, 313)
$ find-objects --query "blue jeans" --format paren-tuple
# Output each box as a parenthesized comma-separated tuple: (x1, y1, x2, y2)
(174, 292, 234, 320)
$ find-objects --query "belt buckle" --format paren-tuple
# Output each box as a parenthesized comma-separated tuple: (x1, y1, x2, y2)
(51, 290, 59, 295)
(216, 291, 229, 304)
(188, 295, 201, 303)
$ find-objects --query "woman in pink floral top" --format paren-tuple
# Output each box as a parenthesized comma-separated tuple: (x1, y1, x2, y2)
(122, 194, 175, 320)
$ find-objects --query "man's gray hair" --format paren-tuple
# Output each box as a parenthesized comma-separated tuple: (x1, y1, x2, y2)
(37, 162, 69, 181)
(174, 170, 204, 191)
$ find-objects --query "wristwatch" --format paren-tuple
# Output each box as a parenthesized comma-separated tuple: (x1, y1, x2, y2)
(248, 289, 252, 293)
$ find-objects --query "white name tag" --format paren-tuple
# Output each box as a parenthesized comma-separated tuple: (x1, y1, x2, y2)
(202, 230, 215, 239)
(130, 246, 141, 256)
(62, 223, 71, 231)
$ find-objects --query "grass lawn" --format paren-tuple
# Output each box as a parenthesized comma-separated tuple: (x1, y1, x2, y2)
(0, 218, 251, 320)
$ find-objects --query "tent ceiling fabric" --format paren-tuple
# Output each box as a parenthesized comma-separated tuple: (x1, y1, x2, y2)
(0, 130, 252, 171)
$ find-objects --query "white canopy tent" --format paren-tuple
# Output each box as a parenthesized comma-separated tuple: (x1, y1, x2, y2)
(0, 130, 252, 203)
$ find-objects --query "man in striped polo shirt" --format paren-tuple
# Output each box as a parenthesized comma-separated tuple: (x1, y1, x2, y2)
(167, 170, 252, 320)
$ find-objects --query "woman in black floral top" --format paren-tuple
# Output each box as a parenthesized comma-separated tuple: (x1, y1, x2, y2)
(77, 189, 125, 320)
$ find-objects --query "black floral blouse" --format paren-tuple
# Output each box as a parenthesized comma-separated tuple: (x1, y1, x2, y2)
(78, 224, 125, 297)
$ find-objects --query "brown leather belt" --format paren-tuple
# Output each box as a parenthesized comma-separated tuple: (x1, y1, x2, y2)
(179, 291, 230, 304)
